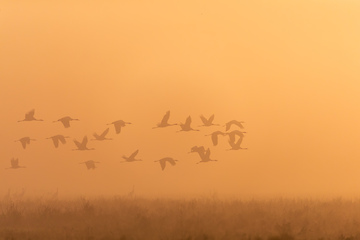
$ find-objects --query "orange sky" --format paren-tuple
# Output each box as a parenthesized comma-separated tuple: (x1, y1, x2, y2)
(1, 0, 360, 199)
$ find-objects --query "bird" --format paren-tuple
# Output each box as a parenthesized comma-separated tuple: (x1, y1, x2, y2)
(153, 111, 177, 128)
(53, 116, 79, 128)
(189, 146, 217, 164)
(79, 160, 99, 170)
(205, 131, 227, 146)
(15, 137, 36, 149)
(18, 109, 43, 122)
(6, 158, 26, 169)
(73, 136, 95, 151)
(178, 116, 199, 132)
(46, 135, 70, 148)
(199, 114, 219, 127)
(121, 149, 141, 162)
(92, 128, 112, 141)
(224, 120, 245, 131)
(189, 146, 206, 159)
(196, 148, 217, 164)
(226, 130, 246, 143)
(107, 120, 131, 134)
(226, 131, 247, 150)
(154, 157, 178, 171)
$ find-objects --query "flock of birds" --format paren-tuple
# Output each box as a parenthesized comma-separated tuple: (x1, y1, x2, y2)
(7, 109, 247, 171)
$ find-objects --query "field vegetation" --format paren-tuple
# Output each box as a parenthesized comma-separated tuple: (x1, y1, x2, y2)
(1, 196, 360, 240)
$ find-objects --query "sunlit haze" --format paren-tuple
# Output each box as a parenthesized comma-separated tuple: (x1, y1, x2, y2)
(1, 0, 360, 199)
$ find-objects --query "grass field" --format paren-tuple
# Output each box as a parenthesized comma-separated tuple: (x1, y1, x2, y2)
(1, 196, 360, 240)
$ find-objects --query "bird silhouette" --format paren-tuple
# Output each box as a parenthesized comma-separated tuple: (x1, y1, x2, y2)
(80, 160, 99, 170)
(154, 157, 178, 170)
(15, 137, 36, 149)
(92, 128, 112, 141)
(107, 120, 131, 134)
(189, 146, 206, 159)
(199, 114, 219, 127)
(153, 111, 178, 128)
(121, 149, 141, 162)
(189, 146, 217, 164)
(226, 130, 247, 150)
(196, 148, 217, 164)
(46, 135, 70, 148)
(205, 131, 227, 146)
(73, 136, 95, 151)
(178, 116, 199, 132)
(18, 109, 43, 122)
(224, 120, 245, 131)
(53, 116, 79, 128)
(6, 158, 26, 169)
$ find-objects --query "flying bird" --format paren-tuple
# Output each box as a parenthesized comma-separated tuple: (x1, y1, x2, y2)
(226, 130, 247, 150)
(199, 114, 219, 127)
(46, 135, 69, 148)
(154, 157, 178, 171)
(226, 130, 246, 142)
(178, 116, 199, 132)
(53, 116, 79, 128)
(205, 131, 227, 146)
(153, 111, 177, 128)
(18, 109, 43, 122)
(73, 136, 95, 151)
(6, 158, 26, 169)
(107, 120, 131, 134)
(189, 146, 206, 159)
(196, 148, 217, 164)
(189, 146, 217, 164)
(80, 160, 99, 170)
(224, 120, 245, 131)
(121, 149, 141, 162)
(92, 128, 112, 141)
(15, 137, 36, 149)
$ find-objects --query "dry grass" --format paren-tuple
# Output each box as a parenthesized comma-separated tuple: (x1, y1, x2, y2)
(1, 197, 360, 240)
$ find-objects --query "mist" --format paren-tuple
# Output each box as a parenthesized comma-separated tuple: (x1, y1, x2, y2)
(1, 0, 360, 200)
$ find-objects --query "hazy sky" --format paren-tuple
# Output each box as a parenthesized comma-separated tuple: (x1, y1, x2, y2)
(1, 0, 360, 199)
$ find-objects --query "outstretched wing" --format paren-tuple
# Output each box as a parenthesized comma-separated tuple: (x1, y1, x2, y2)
(234, 121, 245, 129)
(200, 115, 208, 125)
(167, 158, 177, 166)
(208, 114, 215, 123)
(159, 159, 166, 170)
(99, 128, 109, 138)
(52, 137, 59, 148)
(11, 158, 18, 168)
(184, 116, 192, 127)
(211, 133, 219, 146)
(82, 136, 88, 147)
(58, 135, 67, 144)
(205, 148, 211, 159)
(160, 111, 170, 125)
(73, 139, 82, 149)
(129, 149, 139, 159)
(235, 135, 244, 147)
(25, 109, 35, 119)
(100, 128, 109, 138)
(114, 123, 122, 134)
(61, 118, 71, 128)
(20, 141, 26, 149)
